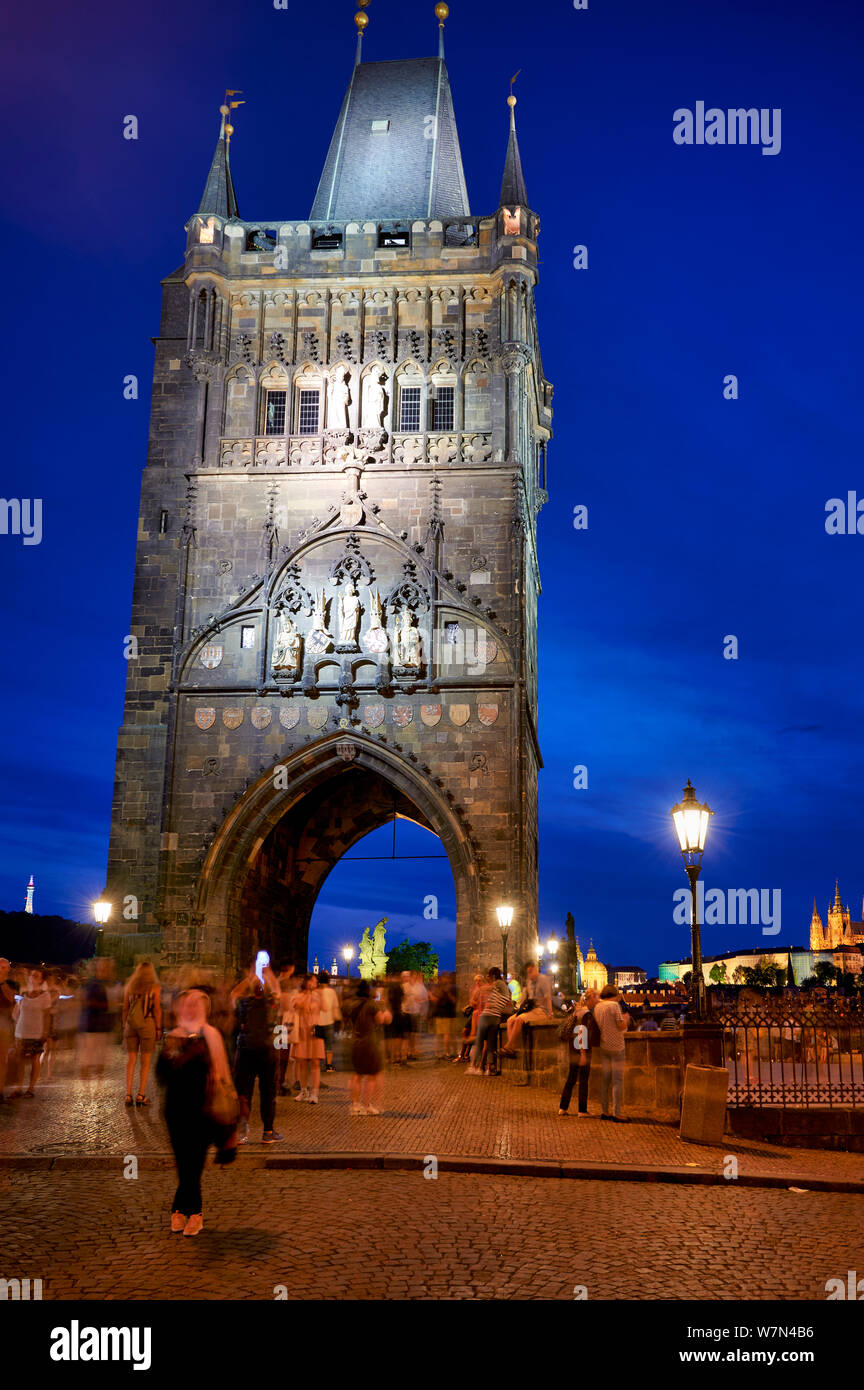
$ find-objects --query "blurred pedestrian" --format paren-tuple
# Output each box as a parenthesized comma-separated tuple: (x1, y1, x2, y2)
(467, 967, 513, 1075)
(231, 962, 283, 1141)
(316, 970, 342, 1074)
(402, 970, 429, 1061)
(78, 959, 113, 1079)
(156, 986, 239, 1236)
(429, 972, 458, 1060)
(594, 984, 630, 1122)
(10, 967, 51, 1098)
(290, 972, 324, 1104)
(122, 961, 162, 1107)
(456, 973, 485, 1062)
(384, 975, 408, 1066)
(348, 980, 391, 1115)
(0, 958, 15, 1099)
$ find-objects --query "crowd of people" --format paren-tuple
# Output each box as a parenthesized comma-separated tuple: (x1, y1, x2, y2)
(0, 950, 683, 1234)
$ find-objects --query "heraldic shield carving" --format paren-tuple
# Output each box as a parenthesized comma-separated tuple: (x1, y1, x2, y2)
(280, 706, 301, 730)
(392, 704, 413, 728)
(336, 741, 357, 762)
(223, 707, 244, 729)
(199, 645, 223, 670)
(194, 708, 216, 730)
(364, 704, 385, 729)
(420, 704, 442, 727)
(477, 704, 499, 727)
(251, 707, 272, 730)
(448, 704, 470, 727)
(308, 706, 329, 729)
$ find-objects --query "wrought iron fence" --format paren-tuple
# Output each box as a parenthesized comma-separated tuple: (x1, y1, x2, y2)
(712, 995, 864, 1109)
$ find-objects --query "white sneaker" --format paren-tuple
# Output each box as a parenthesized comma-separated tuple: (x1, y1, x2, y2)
(465, 1066, 481, 1075)
(294, 1088, 308, 1102)
(307, 1091, 319, 1104)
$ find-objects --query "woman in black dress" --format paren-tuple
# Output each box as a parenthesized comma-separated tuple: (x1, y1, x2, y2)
(349, 981, 391, 1116)
(156, 986, 237, 1236)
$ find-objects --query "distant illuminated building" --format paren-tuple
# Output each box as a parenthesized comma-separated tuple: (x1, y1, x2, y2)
(24, 875, 34, 914)
(582, 939, 608, 992)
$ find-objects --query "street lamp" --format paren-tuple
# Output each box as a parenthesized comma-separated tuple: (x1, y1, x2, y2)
(546, 937, 559, 958)
(93, 900, 111, 927)
(342, 945, 354, 979)
(496, 905, 513, 977)
(670, 779, 713, 1021)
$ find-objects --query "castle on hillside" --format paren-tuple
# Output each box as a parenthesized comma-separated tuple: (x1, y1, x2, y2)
(809, 882, 864, 951)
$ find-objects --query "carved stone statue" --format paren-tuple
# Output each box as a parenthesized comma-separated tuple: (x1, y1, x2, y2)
(371, 917, 389, 977)
(312, 589, 331, 637)
(362, 589, 389, 655)
(328, 370, 350, 430)
(368, 375, 387, 429)
(338, 580, 361, 646)
(396, 609, 422, 669)
(271, 611, 302, 671)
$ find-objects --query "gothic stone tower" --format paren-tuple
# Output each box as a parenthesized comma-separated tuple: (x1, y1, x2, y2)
(105, 22, 552, 980)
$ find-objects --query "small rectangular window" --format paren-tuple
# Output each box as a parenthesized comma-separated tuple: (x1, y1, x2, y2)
(371, 119, 390, 134)
(298, 389, 320, 435)
(433, 386, 455, 432)
(241, 626, 256, 650)
(399, 386, 421, 433)
(265, 391, 286, 436)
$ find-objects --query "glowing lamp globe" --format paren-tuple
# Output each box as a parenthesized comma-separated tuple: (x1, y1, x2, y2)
(670, 780, 712, 859)
(93, 900, 111, 926)
(496, 905, 514, 934)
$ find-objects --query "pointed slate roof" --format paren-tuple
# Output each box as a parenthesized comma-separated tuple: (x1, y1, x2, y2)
(311, 56, 470, 221)
(500, 97, 529, 209)
(198, 116, 239, 220)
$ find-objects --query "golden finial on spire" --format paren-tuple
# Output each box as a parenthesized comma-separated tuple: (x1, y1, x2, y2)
(222, 89, 244, 145)
(435, 2, 449, 24)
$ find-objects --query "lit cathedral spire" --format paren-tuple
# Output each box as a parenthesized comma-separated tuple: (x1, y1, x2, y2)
(24, 874, 34, 914)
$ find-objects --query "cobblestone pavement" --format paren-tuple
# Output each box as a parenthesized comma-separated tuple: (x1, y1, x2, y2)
(2, 1164, 862, 1300)
(2, 1044, 863, 1188)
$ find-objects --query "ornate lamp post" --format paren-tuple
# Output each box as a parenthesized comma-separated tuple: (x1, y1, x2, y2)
(496, 905, 513, 977)
(670, 780, 713, 1021)
(342, 945, 354, 979)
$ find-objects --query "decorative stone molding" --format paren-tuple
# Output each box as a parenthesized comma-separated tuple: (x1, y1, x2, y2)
(220, 439, 252, 468)
(428, 433, 458, 465)
(289, 436, 322, 467)
(185, 349, 221, 383)
(461, 433, 492, 463)
(394, 435, 424, 466)
(255, 439, 286, 468)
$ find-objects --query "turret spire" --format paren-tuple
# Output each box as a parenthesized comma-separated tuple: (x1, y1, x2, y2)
(354, 1, 369, 66)
(435, 2, 449, 59)
(197, 92, 242, 220)
(500, 73, 529, 208)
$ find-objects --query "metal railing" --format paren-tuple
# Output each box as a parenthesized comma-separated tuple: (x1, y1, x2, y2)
(712, 995, 864, 1109)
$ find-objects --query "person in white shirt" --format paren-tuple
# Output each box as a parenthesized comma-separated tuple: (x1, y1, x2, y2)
(10, 967, 52, 1098)
(593, 984, 630, 1122)
(401, 971, 429, 1061)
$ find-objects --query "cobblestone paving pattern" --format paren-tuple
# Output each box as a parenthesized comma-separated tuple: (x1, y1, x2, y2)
(2, 1047, 863, 1187)
(2, 1166, 862, 1301)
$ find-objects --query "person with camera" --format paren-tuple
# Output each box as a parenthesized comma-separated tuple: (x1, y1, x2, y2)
(557, 988, 600, 1116)
(231, 962, 283, 1142)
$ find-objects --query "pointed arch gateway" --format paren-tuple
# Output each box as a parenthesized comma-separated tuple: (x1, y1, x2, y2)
(195, 732, 480, 973)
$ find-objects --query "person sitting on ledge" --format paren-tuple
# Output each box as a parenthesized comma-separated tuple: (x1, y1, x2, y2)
(499, 962, 552, 1057)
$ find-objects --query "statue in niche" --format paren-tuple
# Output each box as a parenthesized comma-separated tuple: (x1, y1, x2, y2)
(271, 611, 302, 672)
(328, 369, 351, 430)
(503, 207, 521, 236)
(307, 590, 333, 655)
(368, 375, 387, 430)
(396, 609, 422, 669)
(338, 580, 362, 647)
(363, 590, 389, 655)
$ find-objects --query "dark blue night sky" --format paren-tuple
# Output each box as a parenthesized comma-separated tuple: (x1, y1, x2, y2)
(1, 0, 862, 974)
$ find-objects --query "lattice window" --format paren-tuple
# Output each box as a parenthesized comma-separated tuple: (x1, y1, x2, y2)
(433, 386, 455, 432)
(264, 391, 286, 436)
(399, 386, 421, 433)
(298, 389, 320, 435)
